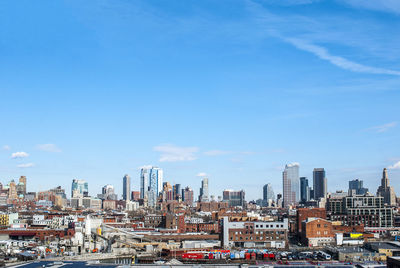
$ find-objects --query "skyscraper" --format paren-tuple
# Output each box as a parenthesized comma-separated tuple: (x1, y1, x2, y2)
(223, 189, 245, 207)
(300, 177, 310, 202)
(71, 179, 88, 198)
(349, 179, 368, 195)
(101, 184, 117, 200)
(377, 168, 396, 206)
(313, 168, 327, 200)
(140, 166, 163, 207)
(282, 163, 300, 208)
(123, 174, 131, 201)
(18, 176, 27, 196)
(173, 184, 181, 200)
(263, 183, 274, 205)
(182, 186, 194, 206)
(199, 177, 209, 202)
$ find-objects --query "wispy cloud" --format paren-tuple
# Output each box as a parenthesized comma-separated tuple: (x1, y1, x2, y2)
(368, 122, 397, 133)
(11, 152, 29, 159)
(247, 0, 400, 74)
(17, 163, 34, 168)
(263, 0, 321, 6)
(36, 143, 62, 153)
(341, 0, 400, 15)
(204, 150, 231, 156)
(3, 145, 10, 151)
(388, 161, 400, 170)
(197, 172, 207, 177)
(285, 38, 400, 76)
(153, 144, 198, 162)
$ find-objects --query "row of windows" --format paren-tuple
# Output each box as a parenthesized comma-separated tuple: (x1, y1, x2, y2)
(233, 231, 285, 235)
(231, 236, 283, 241)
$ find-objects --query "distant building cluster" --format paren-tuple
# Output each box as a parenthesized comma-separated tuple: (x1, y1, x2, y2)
(0, 164, 399, 265)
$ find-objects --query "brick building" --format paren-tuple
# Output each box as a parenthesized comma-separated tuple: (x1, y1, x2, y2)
(221, 217, 288, 249)
(297, 207, 326, 233)
(300, 217, 334, 247)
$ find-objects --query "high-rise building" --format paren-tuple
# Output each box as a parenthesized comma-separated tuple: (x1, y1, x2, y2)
(327, 193, 393, 228)
(223, 189, 245, 207)
(101, 184, 117, 200)
(377, 168, 396, 206)
(182, 186, 194, 206)
(199, 178, 209, 202)
(300, 177, 310, 202)
(349, 179, 368, 195)
(131, 191, 140, 201)
(313, 168, 327, 200)
(8, 180, 18, 199)
(140, 166, 163, 207)
(263, 183, 274, 205)
(173, 184, 181, 201)
(71, 179, 88, 198)
(123, 174, 131, 201)
(17, 176, 27, 196)
(282, 163, 300, 208)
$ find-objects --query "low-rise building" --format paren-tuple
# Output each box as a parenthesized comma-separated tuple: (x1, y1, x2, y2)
(221, 217, 288, 249)
(301, 217, 334, 247)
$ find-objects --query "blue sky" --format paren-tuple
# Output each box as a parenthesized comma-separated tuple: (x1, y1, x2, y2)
(0, 0, 400, 200)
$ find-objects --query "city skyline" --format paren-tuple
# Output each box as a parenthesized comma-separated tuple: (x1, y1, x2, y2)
(0, 163, 399, 201)
(0, 0, 400, 200)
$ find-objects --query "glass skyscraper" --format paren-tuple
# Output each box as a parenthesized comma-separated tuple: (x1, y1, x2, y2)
(300, 177, 310, 202)
(71, 179, 88, 198)
(123, 174, 131, 201)
(140, 166, 163, 207)
(349, 179, 368, 195)
(313, 168, 327, 200)
(263, 183, 274, 203)
(282, 163, 300, 208)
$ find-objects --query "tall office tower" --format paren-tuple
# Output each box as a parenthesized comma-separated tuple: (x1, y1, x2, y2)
(263, 183, 274, 202)
(199, 177, 209, 202)
(123, 174, 131, 201)
(182, 186, 194, 206)
(349, 179, 369, 195)
(223, 189, 245, 207)
(300, 177, 310, 202)
(313, 168, 327, 200)
(377, 168, 396, 206)
(173, 184, 181, 200)
(50, 186, 67, 199)
(8, 180, 18, 199)
(162, 182, 173, 202)
(282, 163, 300, 208)
(18, 176, 27, 196)
(71, 179, 88, 198)
(140, 166, 163, 207)
(102, 184, 117, 200)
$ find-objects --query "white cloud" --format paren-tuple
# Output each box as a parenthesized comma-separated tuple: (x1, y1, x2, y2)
(285, 38, 400, 76)
(153, 144, 198, 162)
(197, 172, 207, 177)
(36, 143, 62, 152)
(17, 163, 34, 168)
(368, 122, 397, 133)
(204, 150, 231, 156)
(388, 161, 400, 170)
(11, 152, 29, 159)
(3, 145, 10, 150)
